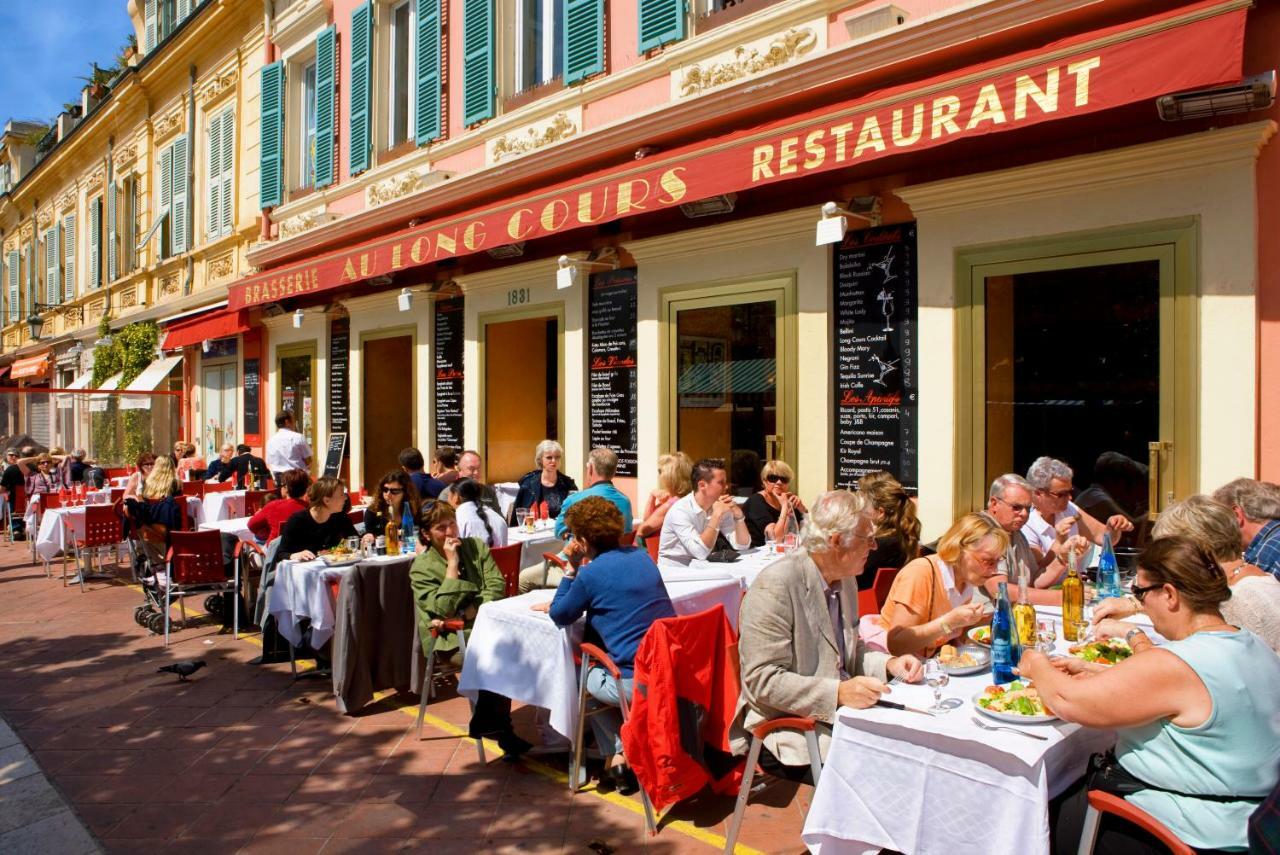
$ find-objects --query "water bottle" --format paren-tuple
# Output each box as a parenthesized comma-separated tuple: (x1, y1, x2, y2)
(401, 505, 416, 555)
(991, 581, 1019, 684)
(1096, 531, 1120, 600)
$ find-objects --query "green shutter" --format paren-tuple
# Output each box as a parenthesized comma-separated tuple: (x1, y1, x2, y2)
(207, 114, 223, 238)
(415, 0, 441, 145)
(63, 214, 76, 299)
(88, 198, 101, 288)
(638, 0, 685, 53)
(159, 143, 174, 257)
(107, 183, 118, 281)
(170, 135, 189, 254)
(259, 61, 285, 209)
(564, 0, 604, 84)
(349, 3, 373, 175)
(177, 0, 191, 23)
(44, 226, 59, 306)
(25, 243, 34, 311)
(7, 250, 19, 322)
(461, 0, 494, 126)
(314, 26, 337, 188)
(144, 0, 157, 53)
(218, 108, 234, 236)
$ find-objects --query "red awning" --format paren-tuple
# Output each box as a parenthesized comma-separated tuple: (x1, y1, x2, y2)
(228, 0, 1246, 311)
(10, 352, 50, 381)
(162, 308, 251, 350)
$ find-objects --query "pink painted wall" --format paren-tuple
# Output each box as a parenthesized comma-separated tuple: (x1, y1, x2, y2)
(583, 75, 670, 131)
(332, 0, 361, 189)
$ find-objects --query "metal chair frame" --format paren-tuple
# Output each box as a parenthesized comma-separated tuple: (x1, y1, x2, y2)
(162, 530, 238, 646)
(1077, 789, 1194, 855)
(540, 551, 570, 588)
(415, 618, 486, 763)
(65, 504, 126, 592)
(723, 716, 823, 854)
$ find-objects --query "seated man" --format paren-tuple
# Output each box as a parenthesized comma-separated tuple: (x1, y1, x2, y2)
(1213, 477, 1280, 579)
(733, 489, 922, 782)
(980, 473, 1081, 606)
(437, 449, 502, 513)
(1023, 456, 1134, 588)
(657, 458, 751, 567)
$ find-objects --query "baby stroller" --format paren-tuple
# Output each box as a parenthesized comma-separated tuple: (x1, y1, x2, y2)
(126, 498, 232, 637)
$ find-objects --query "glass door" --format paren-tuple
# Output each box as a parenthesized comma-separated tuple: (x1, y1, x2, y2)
(202, 363, 238, 460)
(278, 346, 316, 458)
(666, 282, 792, 496)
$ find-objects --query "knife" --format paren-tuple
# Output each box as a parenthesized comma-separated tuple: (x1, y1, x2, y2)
(874, 699, 935, 716)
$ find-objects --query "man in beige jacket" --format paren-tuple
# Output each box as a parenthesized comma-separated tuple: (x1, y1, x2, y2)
(733, 489, 923, 781)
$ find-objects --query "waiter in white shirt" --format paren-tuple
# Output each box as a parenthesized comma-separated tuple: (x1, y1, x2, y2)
(265, 410, 313, 482)
(658, 458, 752, 567)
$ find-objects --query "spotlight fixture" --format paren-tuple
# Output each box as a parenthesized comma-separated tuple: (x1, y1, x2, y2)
(202, 339, 212, 354)
(816, 197, 882, 246)
(292, 309, 304, 329)
(680, 193, 737, 219)
(556, 248, 619, 290)
(1157, 71, 1276, 121)
(397, 288, 413, 312)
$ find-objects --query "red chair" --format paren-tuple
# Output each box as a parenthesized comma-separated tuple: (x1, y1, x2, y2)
(490, 543, 523, 597)
(108, 487, 126, 505)
(644, 533, 659, 564)
(1077, 790, 1193, 855)
(348, 509, 366, 528)
(162, 530, 237, 646)
(857, 587, 878, 621)
(872, 566, 901, 611)
(414, 618, 486, 762)
(31, 492, 63, 574)
(620, 530, 637, 547)
(65, 504, 126, 592)
(540, 551, 570, 588)
(205, 480, 234, 493)
(181, 481, 205, 498)
(724, 717, 823, 853)
(242, 490, 268, 517)
(177, 498, 193, 532)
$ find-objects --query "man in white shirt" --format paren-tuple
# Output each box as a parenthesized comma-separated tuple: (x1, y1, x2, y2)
(1022, 456, 1133, 587)
(265, 411, 313, 481)
(658, 458, 751, 567)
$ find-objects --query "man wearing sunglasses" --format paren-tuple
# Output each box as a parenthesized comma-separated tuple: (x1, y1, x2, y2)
(1, 448, 25, 538)
(982, 474, 1077, 606)
(1023, 456, 1134, 588)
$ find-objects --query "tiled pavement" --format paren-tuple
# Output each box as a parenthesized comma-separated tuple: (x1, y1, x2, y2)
(0, 542, 810, 853)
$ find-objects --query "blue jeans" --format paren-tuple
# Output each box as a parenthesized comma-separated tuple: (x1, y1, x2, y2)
(585, 665, 633, 756)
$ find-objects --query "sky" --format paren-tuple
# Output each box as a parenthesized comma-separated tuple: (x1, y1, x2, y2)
(0, 1, 136, 128)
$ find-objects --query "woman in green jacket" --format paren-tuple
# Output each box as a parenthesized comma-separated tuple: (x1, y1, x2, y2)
(410, 501, 531, 757)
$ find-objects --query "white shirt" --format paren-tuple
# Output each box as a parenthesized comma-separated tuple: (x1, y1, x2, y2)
(658, 492, 751, 567)
(1022, 500, 1083, 556)
(935, 557, 973, 610)
(456, 502, 508, 547)
(265, 427, 313, 474)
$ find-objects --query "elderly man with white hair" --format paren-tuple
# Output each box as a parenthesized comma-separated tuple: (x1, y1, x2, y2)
(1213, 477, 1280, 579)
(1023, 456, 1134, 588)
(982, 473, 1075, 606)
(733, 489, 923, 783)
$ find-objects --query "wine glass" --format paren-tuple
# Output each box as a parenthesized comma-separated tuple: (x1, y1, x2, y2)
(925, 658, 950, 714)
(1036, 618, 1058, 654)
(515, 508, 529, 532)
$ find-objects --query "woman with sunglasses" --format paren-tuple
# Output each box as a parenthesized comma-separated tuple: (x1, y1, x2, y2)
(122, 453, 158, 501)
(361, 470, 422, 548)
(1022, 536, 1280, 854)
(19, 451, 69, 498)
(1024, 456, 1134, 588)
(743, 460, 807, 547)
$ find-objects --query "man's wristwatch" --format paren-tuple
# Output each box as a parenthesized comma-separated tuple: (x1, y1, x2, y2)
(1125, 628, 1146, 647)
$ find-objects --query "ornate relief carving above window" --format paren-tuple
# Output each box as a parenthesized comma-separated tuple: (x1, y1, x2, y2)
(19, 223, 33, 243)
(364, 168, 453, 208)
(114, 140, 139, 171)
(278, 206, 333, 239)
(4, 331, 19, 348)
(672, 23, 823, 99)
(87, 299, 108, 321)
(118, 286, 139, 308)
(37, 209, 53, 231)
(198, 66, 239, 107)
(56, 187, 78, 212)
(159, 272, 182, 298)
(208, 253, 235, 282)
(485, 108, 581, 166)
(151, 105, 186, 141)
(84, 167, 106, 191)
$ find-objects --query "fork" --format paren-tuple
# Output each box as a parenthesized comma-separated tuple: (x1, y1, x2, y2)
(971, 716, 1049, 741)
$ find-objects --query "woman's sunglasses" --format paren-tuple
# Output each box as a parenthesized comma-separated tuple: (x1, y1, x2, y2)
(1131, 582, 1164, 603)
(765, 474, 790, 485)
(382, 486, 404, 495)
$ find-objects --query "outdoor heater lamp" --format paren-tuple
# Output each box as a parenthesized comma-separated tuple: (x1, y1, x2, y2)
(1157, 71, 1276, 121)
(556, 248, 619, 290)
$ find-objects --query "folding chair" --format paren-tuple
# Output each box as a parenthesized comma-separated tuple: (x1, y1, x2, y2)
(242, 490, 268, 517)
(724, 717, 822, 853)
(181, 481, 206, 498)
(65, 504, 126, 592)
(163, 530, 238, 646)
(414, 618, 486, 762)
(205, 480, 234, 493)
(872, 566, 901, 611)
(490, 543, 523, 597)
(570, 643, 657, 833)
(1077, 790, 1193, 855)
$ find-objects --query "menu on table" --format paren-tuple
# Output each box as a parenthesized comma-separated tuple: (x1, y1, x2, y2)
(832, 223, 919, 494)
(587, 267, 638, 477)
(328, 317, 350, 435)
(433, 295, 465, 448)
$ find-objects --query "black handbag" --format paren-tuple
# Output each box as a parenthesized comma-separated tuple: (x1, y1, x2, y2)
(705, 532, 740, 563)
(1087, 751, 1258, 804)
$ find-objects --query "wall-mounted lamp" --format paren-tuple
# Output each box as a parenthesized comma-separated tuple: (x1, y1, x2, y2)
(292, 308, 305, 329)
(397, 288, 413, 312)
(26, 304, 83, 341)
(816, 197, 882, 246)
(556, 248, 619, 290)
(1157, 71, 1275, 121)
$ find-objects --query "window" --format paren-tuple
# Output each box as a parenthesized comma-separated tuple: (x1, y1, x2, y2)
(62, 213, 75, 300)
(389, 1, 417, 147)
(207, 106, 235, 239)
(6, 249, 19, 323)
(87, 196, 102, 288)
(0, 163, 10, 194)
(124, 174, 140, 273)
(145, 0, 192, 52)
(517, 0, 563, 91)
(157, 135, 189, 258)
(301, 60, 317, 188)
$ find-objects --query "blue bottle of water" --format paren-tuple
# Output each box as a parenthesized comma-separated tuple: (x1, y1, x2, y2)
(1096, 531, 1120, 600)
(400, 504, 416, 556)
(991, 582, 1019, 684)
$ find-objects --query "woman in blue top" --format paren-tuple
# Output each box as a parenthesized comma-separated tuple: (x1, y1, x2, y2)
(1021, 536, 1280, 854)
(539, 495, 675, 794)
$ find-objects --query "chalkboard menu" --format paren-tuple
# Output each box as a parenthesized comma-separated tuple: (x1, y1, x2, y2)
(433, 296, 464, 448)
(243, 358, 261, 437)
(323, 432, 347, 478)
(587, 267, 638, 477)
(328, 317, 350, 435)
(832, 223, 918, 494)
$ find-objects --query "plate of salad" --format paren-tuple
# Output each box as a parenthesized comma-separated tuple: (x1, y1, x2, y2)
(1068, 639, 1133, 665)
(972, 681, 1058, 723)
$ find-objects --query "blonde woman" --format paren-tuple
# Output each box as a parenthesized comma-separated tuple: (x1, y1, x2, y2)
(127, 455, 185, 562)
(636, 452, 692, 539)
(743, 460, 807, 547)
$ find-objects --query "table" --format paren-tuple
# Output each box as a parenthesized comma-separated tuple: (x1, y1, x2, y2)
(268, 553, 415, 649)
(802, 613, 1120, 855)
(458, 575, 744, 740)
(200, 516, 256, 543)
(684, 547, 779, 590)
(33, 496, 203, 561)
(22, 491, 111, 529)
(200, 489, 246, 523)
(507, 524, 564, 569)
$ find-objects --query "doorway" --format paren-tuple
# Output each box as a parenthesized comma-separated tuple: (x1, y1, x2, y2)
(484, 313, 560, 484)
(362, 333, 414, 489)
(277, 345, 317, 461)
(665, 280, 793, 496)
(202, 363, 238, 460)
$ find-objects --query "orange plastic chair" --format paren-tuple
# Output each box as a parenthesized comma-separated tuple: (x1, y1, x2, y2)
(541, 551, 571, 587)
(724, 716, 823, 853)
(620, 530, 637, 547)
(414, 618, 486, 763)
(242, 490, 268, 517)
(872, 566, 901, 611)
(163, 530, 236, 646)
(204, 480, 234, 493)
(644, 534, 660, 563)
(857, 587, 878, 621)
(1077, 790, 1194, 855)
(490, 543, 523, 597)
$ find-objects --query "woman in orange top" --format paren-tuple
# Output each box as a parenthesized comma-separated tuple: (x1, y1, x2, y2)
(881, 513, 1009, 658)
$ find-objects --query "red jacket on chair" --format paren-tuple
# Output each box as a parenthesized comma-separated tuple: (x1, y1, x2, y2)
(621, 604, 743, 812)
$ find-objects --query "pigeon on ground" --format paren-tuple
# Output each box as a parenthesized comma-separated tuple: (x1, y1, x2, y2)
(157, 660, 207, 681)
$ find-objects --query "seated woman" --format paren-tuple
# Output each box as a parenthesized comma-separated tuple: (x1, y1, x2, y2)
(277, 476, 358, 561)
(248, 469, 311, 544)
(431, 446, 461, 487)
(449, 477, 508, 547)
(125, 457, 186, 566)
(1093, 495, 1280, 653)
(542, 496, 676, 794)
(636, 452, 692, 542)
(742, 460, 807, 548)
(512, 439, 578, 521)
(122, 453, 157, 501)
(204, 443, 237, 482)
(20, 452, 69, 498)
(362, 470, 422, 547)
(871, 512, 1007, 658)
(409, 501, 530, 756)
(175, 442, 205, 480)
(1022, 536, 1280, 855)
(856, 471, 922, 591)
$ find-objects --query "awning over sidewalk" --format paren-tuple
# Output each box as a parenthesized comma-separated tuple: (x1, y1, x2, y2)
(55, 371, 95, 407)
(88, 372, 123, 412)
(161, 308, 250, 350)
(10, 352, 51, 381)
(228, 0, 1246, 311)
(120, 355, 183, 411)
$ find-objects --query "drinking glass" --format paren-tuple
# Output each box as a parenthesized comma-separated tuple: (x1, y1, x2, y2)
(782, 533, 798, 553)
(1036, 618, 1058, 654)
(924, 658, 950, 714)
(1069, 619, 1091, 644)
(515, 508, 529, 532)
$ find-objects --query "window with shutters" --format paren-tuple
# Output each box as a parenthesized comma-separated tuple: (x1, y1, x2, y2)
(461, 0, 494, 126)
(62, 214, 76, 301)
(23, 243, 34, 317)
(388, 1, 417, 149)
(145, 0, 186, 53)
(301, 60, 318, 189)
(349, 1, 374, 174)
(6, 250, 18, 323)
(122, 174, 139, 274)
(87, 196, 103, 289)
(157, 135, 189, 258)
(260, 60, 285, 207)
(638, 0, 687, 53)
(43, 226, 59, 307)
(206, 106, 235, 239)
(517, 0, 563, 92)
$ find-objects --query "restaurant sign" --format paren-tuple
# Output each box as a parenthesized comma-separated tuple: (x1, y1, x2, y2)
(230, 1, 1244, 310)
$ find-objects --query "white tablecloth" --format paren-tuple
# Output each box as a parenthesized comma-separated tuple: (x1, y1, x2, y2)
(493, 482, 519, 518)
(507, 525, 564, 569)
(803, 613, 1119, 855)
(33, 496, 202, 561)
(200, 516, 256, 543)
(200, 489, 246, 523)
(268, 553, 415, 648)
(684, 547, 780, 590)
(22, 491, 111, 529)
(459, 576, 743, 739)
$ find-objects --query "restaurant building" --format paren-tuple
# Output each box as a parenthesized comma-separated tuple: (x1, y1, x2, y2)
(229, 0, 1277, 534)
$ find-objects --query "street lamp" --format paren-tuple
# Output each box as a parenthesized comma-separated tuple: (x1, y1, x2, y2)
(26, 304, 82, 341)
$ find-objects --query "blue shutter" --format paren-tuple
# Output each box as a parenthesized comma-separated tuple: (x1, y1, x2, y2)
(461, 0, 494, 126)
(170, 135, 189, 254)
(144, 0, 157, 53)
(415, 0, 442, 145)
(107, 183, 118, 280)
(638, 0, 685, 53)
(6, 250, 18, 322)
(207, 114, 223, 238)
(349, 2, 373, 175)
(88, 198, 101, 288)
(259, 61, 285, 209)
(63, 214, 76, 299)
(44, 226, 59, 306)
(176, 0, 191, 24)
(24, 243, 34, 312)
(218, 108, 235, 236)
(314, 26, 337, 188)
(564, 0, 604, 84)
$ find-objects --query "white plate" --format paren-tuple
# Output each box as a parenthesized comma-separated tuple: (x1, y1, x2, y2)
(320, 555, 362, 568)
(967, 626, 992, 646)
(941, 645, 990, 676)
(971, 687, 1059, 724)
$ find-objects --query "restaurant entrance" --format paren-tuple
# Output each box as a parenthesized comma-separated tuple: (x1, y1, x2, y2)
(665, 279, 794, 495)
(966, 233, 1197, 529)
(362, 333, 414, 489)
(277, 344, 317, 465)
(202, 363, 238, 461)
(483, 311, 562, 484)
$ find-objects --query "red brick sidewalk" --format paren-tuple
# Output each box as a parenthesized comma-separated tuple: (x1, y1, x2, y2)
(0, 542, 809, 853)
